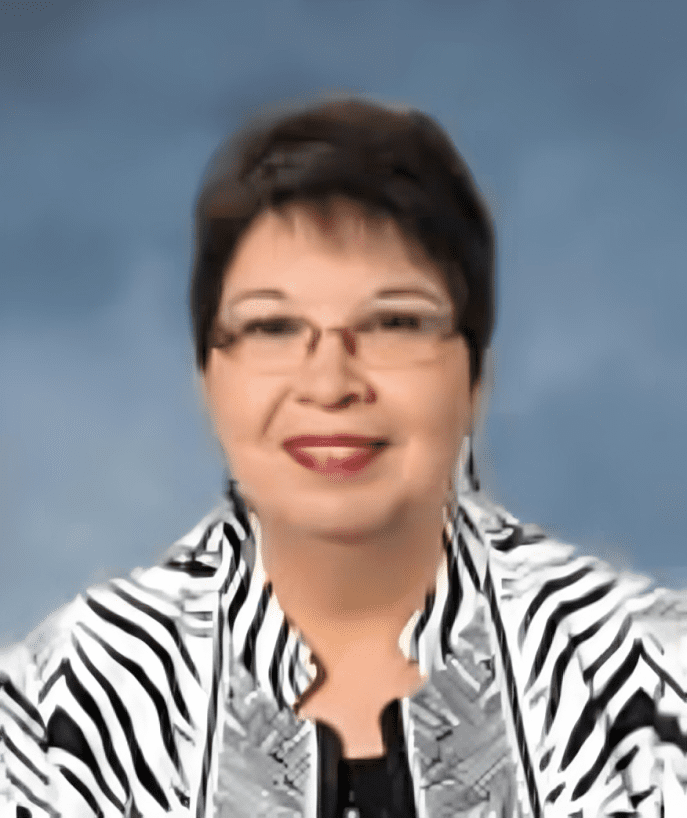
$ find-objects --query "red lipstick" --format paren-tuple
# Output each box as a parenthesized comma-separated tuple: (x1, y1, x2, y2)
(283, 434, 386, 447)
(282, 434, 388, 476)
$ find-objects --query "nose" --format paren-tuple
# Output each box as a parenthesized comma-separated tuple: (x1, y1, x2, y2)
(294, 327, 373, 408)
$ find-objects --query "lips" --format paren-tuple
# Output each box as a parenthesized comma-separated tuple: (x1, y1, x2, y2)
(282, 434, 387, 448)
(282, 434, 388, 475)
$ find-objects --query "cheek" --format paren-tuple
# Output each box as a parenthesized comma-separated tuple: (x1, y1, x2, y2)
(211, 395, 258, 456)
(205, 361, 260, 451)
(207, 390, 261, 488)
(205, 362, 288, 479)
(390, 369, 472, 480)
(396, 368, 471, 439)
(402, 340, 473, 437)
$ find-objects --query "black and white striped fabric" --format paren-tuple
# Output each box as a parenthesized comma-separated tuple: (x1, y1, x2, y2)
(2, 481, 687, 816)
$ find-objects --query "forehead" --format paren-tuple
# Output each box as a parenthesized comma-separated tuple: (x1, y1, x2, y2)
(222, 197, 450, 297)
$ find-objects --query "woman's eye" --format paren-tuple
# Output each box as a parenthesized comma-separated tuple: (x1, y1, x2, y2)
(375, 313, 423, 331)
(211, 326, 238, 348)
(243, 318, 302, 336)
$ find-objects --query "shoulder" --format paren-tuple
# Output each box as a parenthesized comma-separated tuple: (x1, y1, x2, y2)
(0, 499, 246, 816)
(467, 491, 687, 812)
(7, 500, 240, 673)
(468, 490, 687, 690)
(464, 490, 657, 620)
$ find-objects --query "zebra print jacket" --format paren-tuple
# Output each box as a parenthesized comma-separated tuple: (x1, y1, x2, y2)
(2, 483, 687, 817)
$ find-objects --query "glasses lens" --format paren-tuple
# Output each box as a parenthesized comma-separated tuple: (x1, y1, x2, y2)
(359, 333, 437, 366)
(239, 317, 308, 373)
(357, 311, 454, 367)
(221, 311, 455, 372)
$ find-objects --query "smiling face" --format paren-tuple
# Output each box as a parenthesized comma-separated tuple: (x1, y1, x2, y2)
(202, 197, 479, 542)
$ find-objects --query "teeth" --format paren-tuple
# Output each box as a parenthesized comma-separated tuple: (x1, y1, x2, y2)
(300, 446, 367, 464)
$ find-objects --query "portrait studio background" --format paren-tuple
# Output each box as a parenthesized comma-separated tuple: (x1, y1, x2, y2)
(2, 0, 687, 646)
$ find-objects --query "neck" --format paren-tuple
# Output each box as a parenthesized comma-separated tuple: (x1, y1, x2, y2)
(254, 500, 447, 662)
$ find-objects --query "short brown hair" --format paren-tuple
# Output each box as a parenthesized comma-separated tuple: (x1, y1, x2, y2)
(190, 94, 495, 387)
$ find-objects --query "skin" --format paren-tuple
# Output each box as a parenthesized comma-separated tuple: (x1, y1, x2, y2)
(202, 196, 481, 756)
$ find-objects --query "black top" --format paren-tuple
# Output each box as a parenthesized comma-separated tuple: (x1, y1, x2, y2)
(316, 699, 417, 818)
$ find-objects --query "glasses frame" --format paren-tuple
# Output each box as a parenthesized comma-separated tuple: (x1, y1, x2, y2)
(210, 308, 463, 372)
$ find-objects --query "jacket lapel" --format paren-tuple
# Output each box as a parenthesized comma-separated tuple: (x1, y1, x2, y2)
(214, 659, 316, 818)
(406, 592, 525, 817)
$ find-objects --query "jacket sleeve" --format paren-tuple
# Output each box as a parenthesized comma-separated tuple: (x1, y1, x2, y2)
(0, 641, 59, 817)
(0, 511, 225, 818)
(486, 513, 687, 816)
(0, 600, 113, 818)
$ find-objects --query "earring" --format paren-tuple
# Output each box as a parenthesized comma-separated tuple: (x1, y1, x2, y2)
(467, 436, 480, 493)
(225, 475, 257, 538)
(454, 433, 480, 498)
(443, 472, 458, 527)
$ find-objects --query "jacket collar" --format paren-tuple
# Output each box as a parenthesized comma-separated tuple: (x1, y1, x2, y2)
(203, 483, 529, 818)
(223, 482, 486, 711)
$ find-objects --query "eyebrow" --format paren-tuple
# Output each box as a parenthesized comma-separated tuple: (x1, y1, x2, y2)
(227, 287, 446, 307)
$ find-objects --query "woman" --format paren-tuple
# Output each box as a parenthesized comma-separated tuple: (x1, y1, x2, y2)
(1, 95, 686, 818)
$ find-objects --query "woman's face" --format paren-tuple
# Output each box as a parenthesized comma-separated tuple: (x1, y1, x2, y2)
(202, 199, 480, 539)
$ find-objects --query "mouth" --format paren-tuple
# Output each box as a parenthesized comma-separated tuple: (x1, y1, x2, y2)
(282, 435, 389, 476)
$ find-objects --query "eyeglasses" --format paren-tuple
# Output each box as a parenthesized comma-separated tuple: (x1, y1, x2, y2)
(210, 307, 459, 373)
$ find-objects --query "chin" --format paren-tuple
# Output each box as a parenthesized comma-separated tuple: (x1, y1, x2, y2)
(269, 483, 422, 541)
(233, 451, 442, 535)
